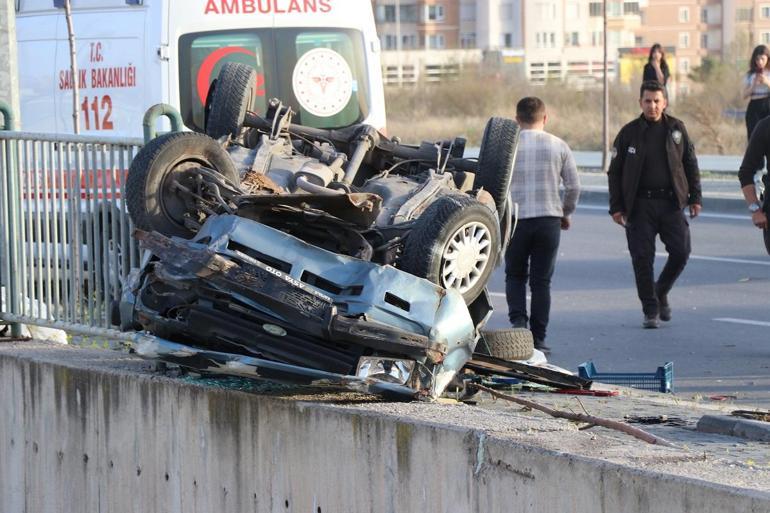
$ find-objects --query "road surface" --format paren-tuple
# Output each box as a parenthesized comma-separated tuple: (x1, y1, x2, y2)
(484, 203, 770, 407)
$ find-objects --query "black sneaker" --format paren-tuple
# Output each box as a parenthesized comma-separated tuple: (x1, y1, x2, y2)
(642, 315, 660, 329)
(534, 338, 552, 355)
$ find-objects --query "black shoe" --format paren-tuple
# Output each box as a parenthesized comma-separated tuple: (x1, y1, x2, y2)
(534, 338, 552, 355)
(642, 315, 660, 329)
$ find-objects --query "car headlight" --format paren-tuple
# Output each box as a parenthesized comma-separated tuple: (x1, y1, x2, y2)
(356, 357, 415, 385)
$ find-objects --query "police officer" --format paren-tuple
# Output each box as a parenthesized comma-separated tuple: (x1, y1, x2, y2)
(738, 116, 770, 254)
(608, 81, 702, 329)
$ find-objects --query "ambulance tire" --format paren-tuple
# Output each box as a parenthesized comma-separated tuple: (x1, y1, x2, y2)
(475, 117, 520, 220)
(126, 132, 238, 238)
(205, 62, 256, 139)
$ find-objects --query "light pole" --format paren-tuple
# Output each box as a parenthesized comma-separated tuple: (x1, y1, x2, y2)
(395, 0, 402, 85)
(601, 0, 610, 173)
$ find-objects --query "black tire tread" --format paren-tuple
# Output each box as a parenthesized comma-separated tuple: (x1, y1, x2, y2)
(125, 131, 237, 236)
(205, 62, 256, 139)
(482, 328, 534, 361)
(400, 194, 499, 304)
(475, 117, 520, 215)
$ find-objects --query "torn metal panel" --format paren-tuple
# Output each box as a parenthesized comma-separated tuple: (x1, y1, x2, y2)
(130, 334, 421, 400)
(465, 354, 593, 390)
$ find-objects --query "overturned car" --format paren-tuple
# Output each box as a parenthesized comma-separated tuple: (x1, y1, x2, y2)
(120, 63, 521, 399)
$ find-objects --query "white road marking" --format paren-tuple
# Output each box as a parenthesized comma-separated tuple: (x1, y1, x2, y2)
(713, 317, 770, 327)
(489, 292, 506, 299)
(577, 204, 750, 220)
(654, 252, 770, 266)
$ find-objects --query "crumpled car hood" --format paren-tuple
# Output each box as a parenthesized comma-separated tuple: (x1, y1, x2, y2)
(123, 215, 483, 400)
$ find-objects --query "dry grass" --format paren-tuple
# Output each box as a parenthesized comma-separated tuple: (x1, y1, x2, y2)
(385, 69, 748, 155)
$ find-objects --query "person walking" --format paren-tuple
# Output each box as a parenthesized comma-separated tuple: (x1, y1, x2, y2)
(608, 81, 702, 329)
(742, 45, 770, 140)
(505, 97, 580, 354)
(738, 116, 770, 254)
(643, 43, 670, 87)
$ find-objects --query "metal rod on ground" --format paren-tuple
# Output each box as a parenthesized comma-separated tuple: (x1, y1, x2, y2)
(469, 383, 676, 448)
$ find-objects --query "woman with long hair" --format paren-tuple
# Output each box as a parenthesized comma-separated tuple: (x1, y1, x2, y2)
(742, 44, 770, 140)
(643, 43, 670, 86)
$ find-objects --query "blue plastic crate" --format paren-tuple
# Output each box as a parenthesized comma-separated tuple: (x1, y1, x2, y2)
(578, 361, 673, 393)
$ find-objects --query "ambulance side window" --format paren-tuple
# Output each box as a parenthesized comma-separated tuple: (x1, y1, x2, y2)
(178, 31, 268, 132)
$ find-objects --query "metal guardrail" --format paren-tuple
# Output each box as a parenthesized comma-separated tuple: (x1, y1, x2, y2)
(0, 130, 144, 336)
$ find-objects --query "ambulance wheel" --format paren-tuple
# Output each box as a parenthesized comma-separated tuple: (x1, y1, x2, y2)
(205, 62, 257, 139)
(475, 117, 520, 220)
(126, 132, 239, 238)
(400, 194, 500, 304)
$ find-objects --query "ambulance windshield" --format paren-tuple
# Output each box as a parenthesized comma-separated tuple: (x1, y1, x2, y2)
(179, 28, 371, 131)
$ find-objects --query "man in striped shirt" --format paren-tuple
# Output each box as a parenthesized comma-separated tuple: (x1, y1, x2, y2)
(505, 97, 580, 354)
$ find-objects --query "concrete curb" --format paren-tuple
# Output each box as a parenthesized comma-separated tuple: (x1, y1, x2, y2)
(697, 415, 770, 442)
(1, 342, 769, 513)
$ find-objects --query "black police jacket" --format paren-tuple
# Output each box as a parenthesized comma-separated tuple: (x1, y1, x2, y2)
(608, 113, 701, 216)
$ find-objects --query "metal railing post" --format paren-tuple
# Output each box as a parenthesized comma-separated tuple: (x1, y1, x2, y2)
(0, 100, 23, 337)
(143, 104, 183, 144)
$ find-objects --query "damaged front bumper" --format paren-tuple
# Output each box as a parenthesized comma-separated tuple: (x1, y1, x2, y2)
(122, 215, 485, 400)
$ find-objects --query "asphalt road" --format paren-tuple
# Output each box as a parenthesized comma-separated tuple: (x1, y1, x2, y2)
(483, 203, 770, 408)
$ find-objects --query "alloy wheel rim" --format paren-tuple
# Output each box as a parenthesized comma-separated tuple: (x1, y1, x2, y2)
(440, 221, 492, 294)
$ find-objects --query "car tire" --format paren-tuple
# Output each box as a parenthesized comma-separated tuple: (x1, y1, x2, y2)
(475, 117, 520, 218)
(126, 131, 239, 238)
(481, 328, 534, 361)
(205, 62, 257, 139)
(400, 194, 500, 304)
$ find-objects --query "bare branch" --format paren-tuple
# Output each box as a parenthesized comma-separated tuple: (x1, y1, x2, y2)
(470, 384, 676, 448)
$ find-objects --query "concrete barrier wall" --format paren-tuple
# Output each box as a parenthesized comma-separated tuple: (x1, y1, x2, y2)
(1, 352, 768, 513)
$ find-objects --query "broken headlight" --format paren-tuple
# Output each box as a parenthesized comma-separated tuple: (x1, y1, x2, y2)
(356, 357, 415, 385)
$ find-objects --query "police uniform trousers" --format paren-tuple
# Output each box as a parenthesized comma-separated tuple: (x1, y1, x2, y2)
(625, 196, 691, 317)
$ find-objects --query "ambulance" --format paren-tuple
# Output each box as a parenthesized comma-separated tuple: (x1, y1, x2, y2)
(14, 0, 387, 137)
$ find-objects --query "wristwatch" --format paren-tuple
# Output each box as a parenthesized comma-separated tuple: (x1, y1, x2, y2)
(749, 202, 762, 213)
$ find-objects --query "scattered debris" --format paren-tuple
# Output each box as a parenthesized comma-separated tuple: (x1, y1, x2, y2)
(731, 410, 770, 422)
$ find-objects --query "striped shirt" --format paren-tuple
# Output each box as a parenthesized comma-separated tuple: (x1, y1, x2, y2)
(510, 129, 580, 219)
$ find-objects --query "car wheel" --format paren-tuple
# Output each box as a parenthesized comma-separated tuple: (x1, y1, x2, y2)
(475, 117, 520, 219)
(205, 62, 257, 139)
(126, 132, 239, 238)
(400, 194, 500, 304)
(481, 328, 534, 361)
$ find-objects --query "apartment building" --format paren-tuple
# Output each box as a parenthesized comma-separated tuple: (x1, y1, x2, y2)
(636, 0, 770, 92)
(373, 0, 640, 85)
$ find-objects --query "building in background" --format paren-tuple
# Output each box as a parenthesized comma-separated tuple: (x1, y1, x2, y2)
(373, 0, 770, 89)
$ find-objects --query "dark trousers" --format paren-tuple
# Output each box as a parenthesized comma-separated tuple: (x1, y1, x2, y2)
(746, 98, 770, 140)
(504, 217, 561, 342)
(625, 198, 691, 316)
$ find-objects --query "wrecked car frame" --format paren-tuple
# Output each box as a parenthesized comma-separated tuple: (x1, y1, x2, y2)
(123, 215, 487, 400)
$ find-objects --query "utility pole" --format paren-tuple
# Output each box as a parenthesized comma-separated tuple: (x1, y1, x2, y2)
(63, 0, 80, 134)
(395, 0, 402, 86)
(0, 0, 20, 120)
(601, 0, 610, 173)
